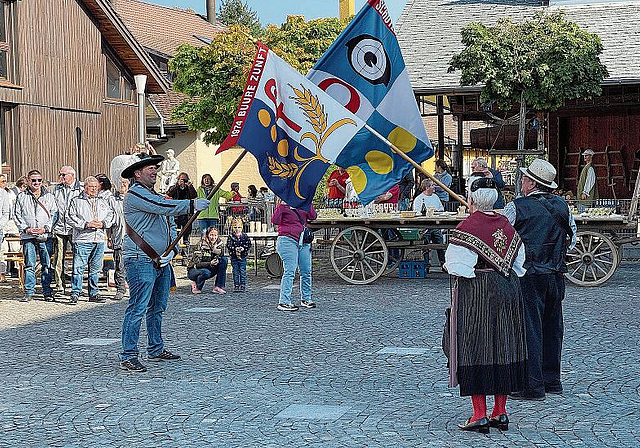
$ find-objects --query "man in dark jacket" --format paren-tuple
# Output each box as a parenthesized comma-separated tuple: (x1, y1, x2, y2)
(166, 172, 197, 251)
(502, 159, 577, 400)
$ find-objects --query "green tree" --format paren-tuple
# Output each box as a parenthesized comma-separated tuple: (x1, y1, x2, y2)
(170, 16, 349, 146)
(448, 11, 608, 178)
(218, 0, 262, 36)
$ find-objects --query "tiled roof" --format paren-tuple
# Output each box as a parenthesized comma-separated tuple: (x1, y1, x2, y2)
(149, 90, 191, 126)
(397, 0, 640, 94)
(112, 0, 225, 57)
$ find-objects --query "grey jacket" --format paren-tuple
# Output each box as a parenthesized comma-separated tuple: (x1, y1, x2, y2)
(14, 187, 59, 240)
(53, 181, 83, 235)
(102, 190, 125, 249)
(123, 183, 192, 261)
(68, 191, 114, 243)
(0, 189, 11, 232)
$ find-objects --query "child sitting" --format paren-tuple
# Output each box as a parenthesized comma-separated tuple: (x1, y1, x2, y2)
(187, 227, 227, 294)
(226, 218, 252, 292)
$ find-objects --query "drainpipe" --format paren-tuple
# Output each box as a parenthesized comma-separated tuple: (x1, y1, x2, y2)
(134, 75, 147, 145)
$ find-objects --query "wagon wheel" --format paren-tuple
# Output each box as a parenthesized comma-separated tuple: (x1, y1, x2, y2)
(564, 231, 619, 286)
(330, 226, 388, 285)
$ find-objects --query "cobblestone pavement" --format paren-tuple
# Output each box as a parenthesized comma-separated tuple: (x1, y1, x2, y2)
(0, 262, 638, 447)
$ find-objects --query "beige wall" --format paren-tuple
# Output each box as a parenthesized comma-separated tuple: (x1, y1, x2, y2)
(154, 131, 266, 193)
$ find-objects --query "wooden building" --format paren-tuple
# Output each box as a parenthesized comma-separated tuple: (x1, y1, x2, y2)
(0, 0, 168, 181)
(397, 0, 640, 198)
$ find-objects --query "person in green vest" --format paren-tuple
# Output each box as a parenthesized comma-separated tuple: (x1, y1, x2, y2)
(196, 174, 233, 235)
(577, 148, 598, 206)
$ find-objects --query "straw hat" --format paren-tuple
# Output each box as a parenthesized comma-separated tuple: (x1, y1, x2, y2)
(582, 148, 595, 156)
(519, 159, 558, 189)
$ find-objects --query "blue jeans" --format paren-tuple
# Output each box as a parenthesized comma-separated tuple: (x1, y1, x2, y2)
(120, 258, 171, 361)
(22, 238, 54, 297)
(188, 256, 228, 290)
(198, 218, 218, 235)
(277, 235, 311, 305)
(71, 242, 105, 297)
(231, 257, 247, 286)
(423, 229, 445, 267)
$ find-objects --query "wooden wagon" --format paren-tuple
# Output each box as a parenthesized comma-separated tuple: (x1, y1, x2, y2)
(307, 205, 640, 287)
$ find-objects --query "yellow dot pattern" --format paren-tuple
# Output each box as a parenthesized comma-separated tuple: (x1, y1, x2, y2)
(388, 127, 417, 153)
(365, 150, 393, 175)
(347, 166, 367, 194)
(270, 126, 277, 142)
(277, 139, 289, 157)
(258, 109, 271, 128)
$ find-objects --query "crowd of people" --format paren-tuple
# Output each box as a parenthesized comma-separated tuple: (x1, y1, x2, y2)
(2, 152, 578, 437)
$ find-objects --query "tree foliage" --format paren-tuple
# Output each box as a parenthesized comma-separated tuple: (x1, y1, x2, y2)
(448, 11, 608, 112)
(218, 0, 262, 36)
(170, 16, 349, 145)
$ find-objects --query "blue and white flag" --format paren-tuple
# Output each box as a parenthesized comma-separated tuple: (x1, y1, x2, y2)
(308, 0, 433, 204)
(219, 43, 383, 210)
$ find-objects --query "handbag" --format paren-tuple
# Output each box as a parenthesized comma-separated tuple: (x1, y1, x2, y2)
(293, 209, 314, 244)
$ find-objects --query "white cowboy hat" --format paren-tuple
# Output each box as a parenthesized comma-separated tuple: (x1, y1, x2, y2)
(582, 148, 595, 156)
(519, 159, 558, 189)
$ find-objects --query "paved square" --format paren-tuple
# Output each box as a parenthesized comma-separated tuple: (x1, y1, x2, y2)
(184, 307, 225, 313)
(0, 263, 639, 447)
(376, 346, 429, 355)
(67, 338, 119, 346)
(275, 404, 351, 420)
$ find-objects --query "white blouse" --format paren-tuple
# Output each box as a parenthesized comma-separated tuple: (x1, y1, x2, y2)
(444, 242, 527, 279)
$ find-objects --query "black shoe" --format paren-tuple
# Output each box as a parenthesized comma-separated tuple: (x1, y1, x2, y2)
(458, 417, 489, 434)
(300, 300, 316, 309)
(233, 285, 240, 293)
(69, 295, 79, 305)
(112, 292, 125, 301)
(240, 285, 246, 292)
(120, 358, 147, 372)
(88, 295, 106, 303)
(43, 294, 54, 302)
(489, 414, 509, 431)
(277, 303, 298, 312)
(545, 386, 563, 395)
(509, 392, 545, 401)
(148, 350, 181, 362)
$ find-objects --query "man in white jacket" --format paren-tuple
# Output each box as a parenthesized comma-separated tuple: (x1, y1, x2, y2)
(68, 176, 113, 304)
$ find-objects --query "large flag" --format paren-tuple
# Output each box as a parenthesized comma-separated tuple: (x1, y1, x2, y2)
(219, 43, 384, 210)
(308, 0, 433, 204)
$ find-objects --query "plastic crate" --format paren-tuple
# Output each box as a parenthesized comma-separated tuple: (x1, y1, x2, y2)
(397, 228, 421, 241)
(399, 261, 428, 278)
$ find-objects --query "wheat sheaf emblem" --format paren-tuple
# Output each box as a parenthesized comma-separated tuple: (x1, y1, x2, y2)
(267, 84, 357, 200)
(268, 156, 298, 179)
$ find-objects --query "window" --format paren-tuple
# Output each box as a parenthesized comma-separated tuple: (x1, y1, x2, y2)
(123, 77, 134, 101)
(106, 57, 121, 99)
(0, 2, 11, 81)
(104, 50, 136, 102)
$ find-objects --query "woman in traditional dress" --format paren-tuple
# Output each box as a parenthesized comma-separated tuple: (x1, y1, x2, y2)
(443, 176, 528, 433)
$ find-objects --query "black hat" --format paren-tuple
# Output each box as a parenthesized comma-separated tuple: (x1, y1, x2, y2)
(121, 153, 165, 179)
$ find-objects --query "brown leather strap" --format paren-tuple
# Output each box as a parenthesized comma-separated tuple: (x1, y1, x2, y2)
(125, 222, 160, 268)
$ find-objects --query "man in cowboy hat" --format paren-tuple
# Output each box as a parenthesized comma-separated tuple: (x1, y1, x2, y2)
(502, 159, 577, 400)
(577, 148, 598, 205)
(119, 152, 210, 373)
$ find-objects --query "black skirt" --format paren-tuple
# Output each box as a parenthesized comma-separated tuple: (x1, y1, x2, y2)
(455, 270, 528, 396)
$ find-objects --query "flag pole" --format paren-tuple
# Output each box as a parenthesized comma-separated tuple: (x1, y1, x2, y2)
(162, 149, 249, 257)
(364, 124, 469, 208)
